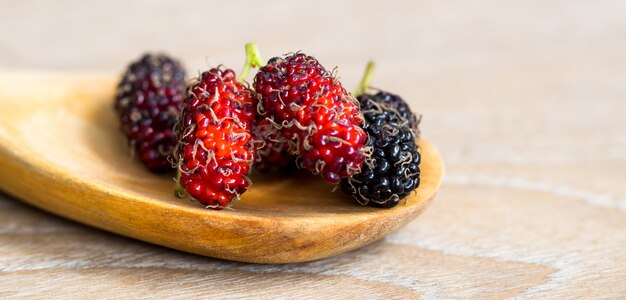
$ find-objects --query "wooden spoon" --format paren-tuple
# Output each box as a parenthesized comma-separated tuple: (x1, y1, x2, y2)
(0, 70, 444, 263)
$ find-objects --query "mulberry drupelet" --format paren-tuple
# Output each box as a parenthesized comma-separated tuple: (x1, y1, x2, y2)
(357, 91, 420, 131)
(254, 119, 296, 172)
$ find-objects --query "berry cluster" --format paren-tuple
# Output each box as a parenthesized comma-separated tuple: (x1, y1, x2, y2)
(114, 46, 422, 209)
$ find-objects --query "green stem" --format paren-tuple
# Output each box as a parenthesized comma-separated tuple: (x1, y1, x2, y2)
(354, 61, 375, 96)
(174, 167, 185, 198)
(238, 43, 266, 83)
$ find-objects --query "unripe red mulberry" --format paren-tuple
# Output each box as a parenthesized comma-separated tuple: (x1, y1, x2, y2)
(253, 53, 368, 183)
(173, 68, 256, 209)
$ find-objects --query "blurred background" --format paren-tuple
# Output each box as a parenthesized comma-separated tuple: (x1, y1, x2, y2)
(1, 0, 624, 173)
(1, 0, 625, 298)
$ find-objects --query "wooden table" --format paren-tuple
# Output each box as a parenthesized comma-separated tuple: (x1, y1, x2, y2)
(1, 1, 625, 298)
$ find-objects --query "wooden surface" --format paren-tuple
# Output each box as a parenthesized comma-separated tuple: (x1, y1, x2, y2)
(0, 71, 442, 263)
(1, 0, 625, 298)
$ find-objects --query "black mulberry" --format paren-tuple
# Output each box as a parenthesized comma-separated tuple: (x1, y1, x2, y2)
(340, 98, 421, 207)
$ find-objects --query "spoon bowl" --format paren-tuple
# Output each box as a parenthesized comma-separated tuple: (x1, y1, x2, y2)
(0, 70, 443, 263)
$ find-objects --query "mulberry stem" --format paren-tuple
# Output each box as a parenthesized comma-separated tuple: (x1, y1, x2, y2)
(174, 168, 185, 198)
(355, 61, 375, 96)
(238, 43, 265, 83)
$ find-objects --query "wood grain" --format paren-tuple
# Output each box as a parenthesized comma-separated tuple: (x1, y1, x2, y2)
(1, 0, 626, 298)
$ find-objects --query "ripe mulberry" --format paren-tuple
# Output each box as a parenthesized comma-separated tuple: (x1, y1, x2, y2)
(340, 99, 421, 208)
(114, 53, 186, 172)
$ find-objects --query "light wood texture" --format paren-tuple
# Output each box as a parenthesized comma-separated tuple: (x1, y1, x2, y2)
(0, 71, 443, 263)
(1, 0, 626, 298)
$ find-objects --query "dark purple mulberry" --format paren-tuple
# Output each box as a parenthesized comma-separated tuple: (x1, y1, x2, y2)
(340, 98, 421, 208)
(115, 53, 186, 172)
